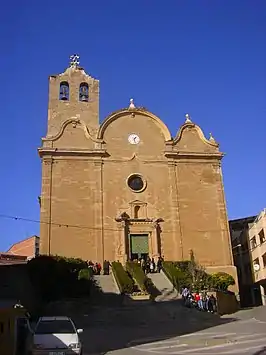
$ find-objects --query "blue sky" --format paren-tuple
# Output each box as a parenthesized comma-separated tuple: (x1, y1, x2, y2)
(0, 1, 265, 251)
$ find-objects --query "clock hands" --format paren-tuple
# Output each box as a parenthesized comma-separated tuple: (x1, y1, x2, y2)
(128, 134, 140, 144)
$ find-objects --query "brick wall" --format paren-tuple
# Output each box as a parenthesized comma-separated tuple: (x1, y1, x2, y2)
(7, 236, 39, 259)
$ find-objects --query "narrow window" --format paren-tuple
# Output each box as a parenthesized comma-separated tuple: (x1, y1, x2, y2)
(262, 253, 266, 268)
(59, 81, 69, 101)
(134, 206, 140, 219)
(79, 82, 89, 102)
(259, 229, 265, 244)
(251, 236, 257, 249)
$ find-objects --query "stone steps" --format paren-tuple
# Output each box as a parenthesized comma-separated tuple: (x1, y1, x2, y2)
(147, 271, 180, 302)
(91, 274, 122, 306)
(93, 274, 120, 294)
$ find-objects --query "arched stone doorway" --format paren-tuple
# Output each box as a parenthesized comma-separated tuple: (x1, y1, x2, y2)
(115, 211, 163, 264)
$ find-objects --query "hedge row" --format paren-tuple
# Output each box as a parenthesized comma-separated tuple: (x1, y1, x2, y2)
(126, 261, 157, 295)
(126, 261, 148, 293)
(111, 261, 134, 294)
(27, 255, 93, 302)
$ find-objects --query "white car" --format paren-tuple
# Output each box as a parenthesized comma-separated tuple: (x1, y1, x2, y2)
(32, 316, 83, 355)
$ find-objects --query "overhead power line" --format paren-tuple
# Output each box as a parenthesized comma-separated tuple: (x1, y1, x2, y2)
(0, 213, 229, 235)
(0, 213, 118, 232)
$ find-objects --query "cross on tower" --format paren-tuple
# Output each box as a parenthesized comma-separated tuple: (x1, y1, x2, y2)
(69, 54, 80, 68)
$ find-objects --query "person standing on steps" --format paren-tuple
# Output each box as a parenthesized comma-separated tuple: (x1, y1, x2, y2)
(145, 256, 150, 274)
(157, 256, 163, 273)
(95, 262, 102, 275)
(150, 258, 155, 273)
(140, 257, 146, 274)
(103, 260, 110, 275)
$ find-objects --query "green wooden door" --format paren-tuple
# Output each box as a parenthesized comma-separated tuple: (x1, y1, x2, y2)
(130, 234, 149, 259)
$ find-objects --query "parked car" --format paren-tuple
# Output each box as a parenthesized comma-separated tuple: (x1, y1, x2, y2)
(31, 316, 83, 355)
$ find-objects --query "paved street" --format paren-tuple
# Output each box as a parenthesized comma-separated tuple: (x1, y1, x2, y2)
(124, 318, 266, 355)
(68, 300, 266, 355)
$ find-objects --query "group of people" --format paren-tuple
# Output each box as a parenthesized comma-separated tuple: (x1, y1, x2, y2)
(133, 255, 164, 274)
(181, 287, 217, 313)
(87, 260, 111, 275)
(87, 256, 164, 276)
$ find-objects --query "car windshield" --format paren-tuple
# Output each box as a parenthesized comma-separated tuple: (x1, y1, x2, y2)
(35, 320, 75, 334)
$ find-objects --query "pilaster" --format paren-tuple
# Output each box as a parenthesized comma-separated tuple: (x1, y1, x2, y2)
(40, 158, 54, 255)
(168, 160, 183, 260)
(94, 160, 104, 264)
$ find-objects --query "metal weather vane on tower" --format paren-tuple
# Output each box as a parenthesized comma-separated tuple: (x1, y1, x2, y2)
(69, 54, 80, 68)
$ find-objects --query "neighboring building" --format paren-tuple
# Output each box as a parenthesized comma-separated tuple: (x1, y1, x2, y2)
(0, 253, 27, 265)
(229, 216, 258, 307)
(7, 235, 40, 260)
(38, 55, 236, 284)
(249, 208, 266, 305)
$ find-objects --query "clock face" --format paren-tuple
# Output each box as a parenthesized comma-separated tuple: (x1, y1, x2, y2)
(128, 134, 140, 145)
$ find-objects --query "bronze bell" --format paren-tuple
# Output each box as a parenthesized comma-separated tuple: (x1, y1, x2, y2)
(80, 86, 88, 101)
(80, 94, 88, 101)
(60, 87, 69, 100)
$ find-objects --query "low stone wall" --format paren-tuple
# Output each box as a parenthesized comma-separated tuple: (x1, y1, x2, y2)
(123, 293, 153, 306)
(209, 290, 239, 315)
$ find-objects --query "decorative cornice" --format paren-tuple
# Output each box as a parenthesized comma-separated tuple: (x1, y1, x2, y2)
(164, 151, 224, 160)
(38, 147, 109, 158)
(102, 156, 168, 164)
(115, 216, 163, 225)
(129, 199, 147, 206)
(129, 218, 154, 224)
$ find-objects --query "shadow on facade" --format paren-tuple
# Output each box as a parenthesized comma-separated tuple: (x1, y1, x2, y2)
(44, 288, 237, 355)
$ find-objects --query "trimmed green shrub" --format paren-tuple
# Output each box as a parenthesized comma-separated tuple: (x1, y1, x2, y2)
(111, 261, 134, 294)
(162, 261, 188, 290)
(209, 272, 235, 291)
(126, 262, 146, 292)
(126, 261, 155, 294)
(78, 268, 91, 280)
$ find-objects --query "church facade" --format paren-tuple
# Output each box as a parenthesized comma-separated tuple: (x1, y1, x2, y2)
(39, 57, 236, 281)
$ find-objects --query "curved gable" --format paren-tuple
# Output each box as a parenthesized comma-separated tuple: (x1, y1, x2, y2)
(97, 108, 172, 142)
(173, 122, 220, 153)
(43, 118, 96, 149)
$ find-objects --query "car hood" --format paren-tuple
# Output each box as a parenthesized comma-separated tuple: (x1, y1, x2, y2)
(34, 333, 78, 348)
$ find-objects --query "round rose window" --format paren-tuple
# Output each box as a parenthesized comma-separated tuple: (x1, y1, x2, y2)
(127, 174, 146, 192)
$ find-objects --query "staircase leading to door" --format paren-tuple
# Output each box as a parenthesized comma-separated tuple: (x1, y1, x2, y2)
(91, 274, 122, 306)
(94, 274, 120, 295)
(148, 271, 180, 302)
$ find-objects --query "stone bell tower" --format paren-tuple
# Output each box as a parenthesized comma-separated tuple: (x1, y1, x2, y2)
(46, 54, 100, 138)
(39, 55, 101, 257)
